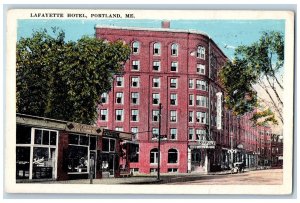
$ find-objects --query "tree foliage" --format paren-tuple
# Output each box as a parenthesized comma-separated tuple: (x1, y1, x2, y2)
(17, 28, 131, 124)
(219, 31, 284, 125)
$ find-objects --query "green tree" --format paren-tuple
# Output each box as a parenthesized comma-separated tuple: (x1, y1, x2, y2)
(17, 28, 131, 124)
(219, 31, 284, 125)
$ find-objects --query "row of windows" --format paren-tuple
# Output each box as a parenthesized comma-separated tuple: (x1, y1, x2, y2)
(102, 92, 180, 106)
(131, 41, 206, 60)
(100, 109, 208, 125)
(188, 128, 207, 141)
(114, 76, 209, 92)
(150, 148, 178, 164)
(130, 60, 206, 74)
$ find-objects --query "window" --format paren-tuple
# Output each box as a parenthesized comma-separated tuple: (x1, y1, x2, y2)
(152, 128, 159, 139)
(168, 168, 178, 173)
(152, 93, 160, 105)
(171, 43, 178, 56)
(153, 42, 161, 55)
(115, 127, 123, 131)
(189, 79, 194, 89)
(196, 112, 207, 124)
(116, 76, 124, 87)
(152, 110, 159, 122)
(171, 62, 178, 72)
(170, 94, 177, 105)
(168, 149, 178, 163)
(129, 144, 139, 162)
(170, 78, 178, 88)
(131, 127, 139, 140)
(131, 92, 139, 104)
(150, 168, 158, 173)
(102, 138, 116, 152)
(131, 109, 139, 121)
(197, 64, 205, 74)
(196, 80, 208, 91)
(170, 128, 177, 140)
(189, 128, 194, 140)
(189, 94, 194, 106)
(153, 61, 161, 71)
(189, 111, 194, 123)
(116, 92, 123, 104)
(197, 46, 205, 59)
(150, 148, 159, 164)
(101, 92, 108, 104)
(131, 77, 139, 87)
(153, 78, 160, 88)
(170, 111, 177, 122)
(132, 60, 140, 71)
(115, 109, 124, 121)
(100, 109, 108, 121)
(132, 41, 140, 54)
(196, 129, 206, 140)
(196, 95, 207, 107)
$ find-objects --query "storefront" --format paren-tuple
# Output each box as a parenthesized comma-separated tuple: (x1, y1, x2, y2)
(16, 114, 132, 182)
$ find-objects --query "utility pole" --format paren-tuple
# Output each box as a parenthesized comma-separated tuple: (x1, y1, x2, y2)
(157, 103, 162, 181)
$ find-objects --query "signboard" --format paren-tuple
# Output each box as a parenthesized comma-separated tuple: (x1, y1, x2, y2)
(66, 122, 102, 135)
(190, 141, 216, 149)
(216, 92, 222, 130)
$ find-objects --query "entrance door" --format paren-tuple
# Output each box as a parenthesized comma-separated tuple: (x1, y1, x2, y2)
(191, 149, 203, 172)
(101, 153, 115, 178)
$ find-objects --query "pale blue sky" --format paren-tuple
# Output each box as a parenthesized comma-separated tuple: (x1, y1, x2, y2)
(17, 19, 285, 59)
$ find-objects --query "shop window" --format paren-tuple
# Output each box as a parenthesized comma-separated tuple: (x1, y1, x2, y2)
(150, 148, 159, 164)
(168, 149, 178, 163)
(132, 41, 140, 54)
(16, 147, 30, 179)
(171, 43, 178, 56)
(67, 145, 88, 173)
(102, 138, 116, 152)
(153, 42, 161, 55)
(32, 147, 55, 179)
(16, 125, 31, 144)
(153, 61, 161, 71)
(129, 144, 139, 162)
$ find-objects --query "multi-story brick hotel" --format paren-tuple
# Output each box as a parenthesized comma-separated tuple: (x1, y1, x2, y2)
(95, 21, 273, 174)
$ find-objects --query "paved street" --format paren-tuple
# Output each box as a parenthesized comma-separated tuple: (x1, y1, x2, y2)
(36, 169, 282, 185)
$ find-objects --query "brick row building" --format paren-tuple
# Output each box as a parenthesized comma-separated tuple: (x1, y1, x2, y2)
(95, 21, 274, 174)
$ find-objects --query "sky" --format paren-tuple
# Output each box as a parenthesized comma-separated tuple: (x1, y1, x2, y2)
(17, 19, 285, 59)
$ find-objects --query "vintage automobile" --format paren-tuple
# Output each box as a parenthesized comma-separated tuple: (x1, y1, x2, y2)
(231, 162, 245, 174)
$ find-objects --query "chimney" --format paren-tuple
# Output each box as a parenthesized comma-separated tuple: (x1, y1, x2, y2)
(161, 20, 170, 29)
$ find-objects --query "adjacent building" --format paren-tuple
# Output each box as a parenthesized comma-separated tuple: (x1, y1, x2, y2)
(16, 113, 132, 181)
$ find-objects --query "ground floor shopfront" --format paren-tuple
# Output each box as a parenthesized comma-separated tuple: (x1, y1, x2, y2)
(16, 114, 131, 182)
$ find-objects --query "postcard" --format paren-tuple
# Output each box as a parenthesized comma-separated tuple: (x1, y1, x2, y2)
(5, 9, 294, 195)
